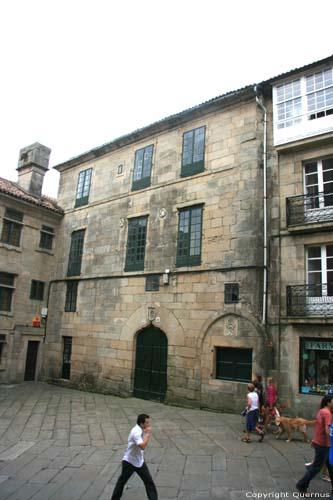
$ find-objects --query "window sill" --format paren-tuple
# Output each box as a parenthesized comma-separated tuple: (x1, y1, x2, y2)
(0, 243, 22, 252)
(0, 311, 13, 317)
(35, 248, 54, 256)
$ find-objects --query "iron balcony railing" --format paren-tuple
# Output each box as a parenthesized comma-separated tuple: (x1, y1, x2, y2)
(287, 283, 333, 317)
(286, 192, 333, 226)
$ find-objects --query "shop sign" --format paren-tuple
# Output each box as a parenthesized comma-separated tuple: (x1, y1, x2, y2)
(305, 340, 333, 351)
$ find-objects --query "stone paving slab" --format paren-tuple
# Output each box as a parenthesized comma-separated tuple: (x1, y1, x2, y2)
(0, 382, 331, 499)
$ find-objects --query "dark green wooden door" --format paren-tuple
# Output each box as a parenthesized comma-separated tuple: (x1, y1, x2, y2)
(134, 327, 167, 401)
(24, 341, 39, 381)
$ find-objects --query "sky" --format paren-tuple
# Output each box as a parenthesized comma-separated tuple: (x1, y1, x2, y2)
(1, 0, 332, 199)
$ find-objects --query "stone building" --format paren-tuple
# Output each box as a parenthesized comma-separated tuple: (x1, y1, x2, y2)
(0, 143, 63, 383)
(264, 54, 333, 416)
(3, 55, 333, 416)
(42, 85, 270, 412)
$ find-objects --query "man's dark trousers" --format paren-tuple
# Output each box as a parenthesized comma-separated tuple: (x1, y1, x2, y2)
(111, 460, 158, 500)
(297, 443, 333, 491)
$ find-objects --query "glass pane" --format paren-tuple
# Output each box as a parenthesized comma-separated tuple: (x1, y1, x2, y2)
(142, 145, 153, 178)
(308, 247, 321, 259)
(193, 127, 205, 163)
(134, 149, 144, 181)
(308, 260, 322, 272)
(0, 273, 15, 286)
(182, 131, 194, 166)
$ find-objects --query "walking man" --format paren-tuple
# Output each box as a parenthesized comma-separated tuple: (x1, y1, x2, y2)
(111, 413, 158, 500)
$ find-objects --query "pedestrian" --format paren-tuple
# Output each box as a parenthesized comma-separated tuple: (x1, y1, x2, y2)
(266, 377, 278, 414)
(296, 395, 333, 494)
(253, 374, 264, 421)
(241, 383, 265, 443)
(111, 413, 158, 500)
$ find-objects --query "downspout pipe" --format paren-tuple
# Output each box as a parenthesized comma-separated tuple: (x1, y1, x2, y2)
(254, 85, 268, 325)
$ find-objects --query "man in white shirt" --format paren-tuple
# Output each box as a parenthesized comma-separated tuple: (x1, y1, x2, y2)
(111, 413, 158, 500)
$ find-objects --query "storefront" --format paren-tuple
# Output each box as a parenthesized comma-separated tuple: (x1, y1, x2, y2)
(299, 338, 333, 395)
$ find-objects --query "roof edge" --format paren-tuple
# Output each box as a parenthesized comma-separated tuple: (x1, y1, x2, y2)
(53, 85, 255, 172)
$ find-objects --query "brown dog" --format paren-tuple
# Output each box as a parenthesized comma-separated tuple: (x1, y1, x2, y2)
(262, 400, 291, 432)
(275, 415, 315, 442)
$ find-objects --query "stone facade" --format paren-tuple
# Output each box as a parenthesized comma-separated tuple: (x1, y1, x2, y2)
(2, 56, 333, 417)
(42, 93, 269, 411)
(0, 144, 63, 383)
(266, 56, 333, 417)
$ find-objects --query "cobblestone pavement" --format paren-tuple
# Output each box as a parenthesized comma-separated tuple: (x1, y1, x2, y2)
(0, 383, 331, 500)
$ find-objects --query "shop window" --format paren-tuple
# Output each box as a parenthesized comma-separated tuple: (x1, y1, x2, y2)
(300, 338, 333, 395)
(216, 347, 252, 382)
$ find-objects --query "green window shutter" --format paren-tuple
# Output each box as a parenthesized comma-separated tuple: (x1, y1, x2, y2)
(132, 145, 153, 191)
(176, 205, 203, 267)
(181, 126, 205, 177)
(75, 168, 92, 207)
(125, 217, 147, 271)
(67, 230, 85, 277)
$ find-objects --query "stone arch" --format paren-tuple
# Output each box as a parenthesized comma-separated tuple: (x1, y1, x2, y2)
(199, 311, 266, 412)
(133, 325, 168, 401)
(119, 304, 185, 399)
(119, 304, 185, 346)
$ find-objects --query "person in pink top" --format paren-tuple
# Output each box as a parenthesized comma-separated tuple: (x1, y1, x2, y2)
(266, 377, 278, 413)
(296, 395, 333, 494)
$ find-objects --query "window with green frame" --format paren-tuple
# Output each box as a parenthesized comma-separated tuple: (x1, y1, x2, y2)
(124, 217, 147, 271)
(30, 280, 45, 301)
(1, 208, 23, 247)
(216, 347, 252, 382)
(67, 230, 85, 276)
(39, 225, 54, 250)
(65, 281, 78, 312)
(176, 205, 203, 267)
(0, 272, 15, 312)
(132, 145, 153, 191)
(75, 168, 92, 207)
(181, 126, 206, 177)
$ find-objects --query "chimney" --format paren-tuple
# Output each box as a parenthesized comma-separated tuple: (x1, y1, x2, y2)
(16, 143, 51, 197)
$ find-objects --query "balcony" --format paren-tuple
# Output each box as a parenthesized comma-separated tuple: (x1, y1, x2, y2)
(287, 283, 333, 317)
(286, 192, 333, 227)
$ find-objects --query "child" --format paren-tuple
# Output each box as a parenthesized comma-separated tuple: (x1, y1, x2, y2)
(266, 377, 278, 414)
(241, 383, 265, 443)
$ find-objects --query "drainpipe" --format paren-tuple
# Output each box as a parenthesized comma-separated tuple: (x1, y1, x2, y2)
(254, 85, 268, 325)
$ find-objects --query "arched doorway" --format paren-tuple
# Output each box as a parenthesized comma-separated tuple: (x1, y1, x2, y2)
(133, 326, 168, 402)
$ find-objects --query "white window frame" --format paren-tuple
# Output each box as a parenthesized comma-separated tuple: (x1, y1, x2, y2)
(273, 66, 333, 145)
(306, 245, 333, 313)
(303, 158, 333, 219)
